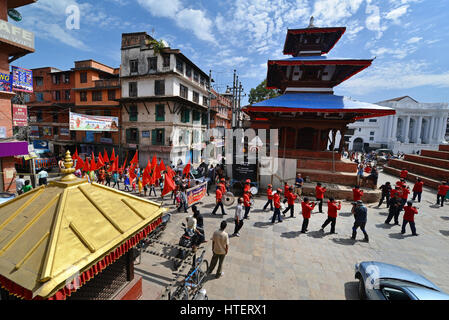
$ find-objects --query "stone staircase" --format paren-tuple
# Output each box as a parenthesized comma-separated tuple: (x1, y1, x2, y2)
(383, 144, 449, 189)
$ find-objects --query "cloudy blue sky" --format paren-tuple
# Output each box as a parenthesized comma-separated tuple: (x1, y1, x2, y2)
(11, 0, 449, 105)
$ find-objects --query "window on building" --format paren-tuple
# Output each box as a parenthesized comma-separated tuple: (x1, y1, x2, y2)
(193, 71, 199, 83)
(358, 128, 361, 132)
(104, 110, 111, 116)
(80, 72, 87, 83)
(23, 93, 30, 103)
(200, 76, 206, 87)
(369, 119, 377, 122)
(54, 90, 61, 101)
(54, 126, 59, 135)
(193, 110, 200, 121)
(35, 92, 44, 102)
(129, 104, 138, 122)
(181, 108, 190, 123)
(180, 84, 188, 99)
(356, 119, 364, 122)
(126, 128, 139, 144)
(155, 80, 165, 95)
(162, 54, 170, 68)
(155, 104, 165, 121)
(370, 132, 375, 136)
(193, 91, 199, 103)
(176, 58, 184, 73)
(52, 74, 60, 84)
(63, 73, 70, 84)
(92, 91, 102, 101)
(130, 59, 139, 73)
(70, 130, 76, 140)
(201, 113, 208, 125)
(203, 96, 208, 107)
(152, 128, 165, 145)
(35, 77, 43, 87)
(53, 112, 58, 122)
(370, 137, 374, 141)
(186, 65, 192, 78)
(80, 91, 87, 102)
(148, 57, 157, 72)
(103, 131, 112, 139)
(36, 111, 43, 122)
(108, 89, 116, 101)
(65, 90, 71, 101)
(129, 82, 138, 97)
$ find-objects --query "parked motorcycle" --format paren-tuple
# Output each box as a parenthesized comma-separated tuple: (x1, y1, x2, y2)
(173, 222, 201, 270)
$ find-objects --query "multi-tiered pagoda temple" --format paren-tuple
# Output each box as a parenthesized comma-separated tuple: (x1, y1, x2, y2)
(244, 18, 395, 188)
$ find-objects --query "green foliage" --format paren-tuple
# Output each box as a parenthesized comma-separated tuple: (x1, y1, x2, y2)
(148, 39, 167, 54)
(248, 79, 281, 104)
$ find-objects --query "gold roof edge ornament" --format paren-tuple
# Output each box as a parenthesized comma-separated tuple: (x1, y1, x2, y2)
(60, 151, 77, 182)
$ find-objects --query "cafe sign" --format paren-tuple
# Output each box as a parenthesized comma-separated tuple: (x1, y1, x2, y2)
(0, 20, 34, 51)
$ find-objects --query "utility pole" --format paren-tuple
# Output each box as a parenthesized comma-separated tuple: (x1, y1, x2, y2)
(238, 81, 243, 128)
(232, 70, 236, 129)
(207, 70, 212, 130)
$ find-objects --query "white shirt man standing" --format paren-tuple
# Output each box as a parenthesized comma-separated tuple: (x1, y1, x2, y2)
(16, 175, 25, 195)
(207, 220, 229, 279)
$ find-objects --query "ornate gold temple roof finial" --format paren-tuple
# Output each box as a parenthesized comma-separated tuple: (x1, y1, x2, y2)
(60, 150, 77, 182)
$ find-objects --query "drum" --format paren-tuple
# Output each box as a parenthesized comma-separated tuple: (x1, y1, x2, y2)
(223, 192, 235, 206)
(250, 186, 258, 195)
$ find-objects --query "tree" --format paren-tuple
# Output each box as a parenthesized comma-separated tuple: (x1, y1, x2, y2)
(248, 79, 281, 104)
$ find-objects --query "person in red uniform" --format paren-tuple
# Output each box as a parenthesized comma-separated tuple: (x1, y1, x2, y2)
(263, 184, 274, 211)
(412, 177, 424, 203)
(437, 181, 449, 207)
(301, 197, 316, 233)
(401, 201, 418, 236)
(320, 197, 342, 234)
(396, 179, 406, 189)
(219, 178, 227, 195)
(212, 186, 226, 215)
(282, 186, 297, 218)
(271, 188, 283, 223)
(364, 165, 372, 174)
(243, 191, 252, 219)
(315, 183, 326, 213)
(400, 185, 411, 210)
(352, 186, 364, 202)
(244, 179, 251, 194)
(400, 168, 408, 179)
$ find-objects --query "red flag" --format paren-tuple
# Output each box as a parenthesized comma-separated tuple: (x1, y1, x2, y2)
(120, 154, 128, 173)
(97, 153, 105, 169)
(103, 149, 109, 163)
(73, 148, 79, 160)
(150, 155, 157, 171)
(90, 152, 96, 171)
(110, 149, 116, 161)
(166, 166, 175, 178)
(142, 159, 152, 186)
(159, 159, 166, 172)
(154, 162, 162, 180)
(130, 150, 139, 165)
(108, 156, 118, 173)
(183, 161, 191, 176)
(83, 157, 90, 172)
(129, 164, 137, 184)
(75, 156, 84, 170)
(162, 172, 176, 196)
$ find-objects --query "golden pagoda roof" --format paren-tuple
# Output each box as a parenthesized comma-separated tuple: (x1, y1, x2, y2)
(0, 151, 166, 299)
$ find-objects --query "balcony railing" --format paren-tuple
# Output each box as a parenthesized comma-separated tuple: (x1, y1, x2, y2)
(94, 79, 120, 88)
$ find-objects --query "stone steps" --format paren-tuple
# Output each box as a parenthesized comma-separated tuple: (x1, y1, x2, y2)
(421, 150, 449, 161)
(439, 145, 449, 152)
(387, 158, 449, 181)
(297, 159, 357, 173)
(404, 154, 449, 170)
(297, 168, 358, 187)
(383, 166, 441, 189)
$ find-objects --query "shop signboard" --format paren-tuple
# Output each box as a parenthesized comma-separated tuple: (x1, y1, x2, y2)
(70, 112, 119, 132)
(12, 104, 27, 126)
(11, 66, 33, 92)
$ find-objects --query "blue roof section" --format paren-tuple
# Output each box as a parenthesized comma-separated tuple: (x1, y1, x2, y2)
(251, 93, 393, 111)
(274, 56, 372, 61)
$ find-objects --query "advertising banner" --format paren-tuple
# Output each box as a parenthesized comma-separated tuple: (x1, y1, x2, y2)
(70, 112, 119, 132)
(186, 181, 207, 207)
(11, 66, 33, 92)
(60, 127, 70, 136)
(0, 72, 11, 92)
(12, 104, 27, 126)
(0, 20, 34, 50)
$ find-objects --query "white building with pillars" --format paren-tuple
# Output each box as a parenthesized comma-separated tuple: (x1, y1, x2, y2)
(346, 96, 449, 153)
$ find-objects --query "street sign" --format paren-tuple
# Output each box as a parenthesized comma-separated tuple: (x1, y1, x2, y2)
(7, 9, 22, 22)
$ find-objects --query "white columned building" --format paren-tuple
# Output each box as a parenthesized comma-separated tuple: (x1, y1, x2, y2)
(346, 96, 449, 153)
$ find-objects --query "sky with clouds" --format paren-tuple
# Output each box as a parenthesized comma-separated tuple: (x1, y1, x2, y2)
(10, 0, 449, 105)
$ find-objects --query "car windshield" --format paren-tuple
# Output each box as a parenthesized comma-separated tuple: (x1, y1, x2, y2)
(380, 278, 439, 292)
(191, 170, 202, 178)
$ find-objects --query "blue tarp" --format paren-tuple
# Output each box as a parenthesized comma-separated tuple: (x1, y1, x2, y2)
(250, 93, 394, 112)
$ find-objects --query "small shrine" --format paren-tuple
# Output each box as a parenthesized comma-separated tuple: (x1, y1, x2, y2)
(0, 151, 166, 300)
(244, 18, 395, 187)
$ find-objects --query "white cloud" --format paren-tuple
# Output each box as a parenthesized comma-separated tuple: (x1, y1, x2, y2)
(312, 0, 364, 25)
(365, 3, 385, 39)
(175, 9, 215, 43)
(340, 61, 449, 95)
(137, 0, 180, 18)
(406, 36, 422, 44)
(385, 5, 409, 23)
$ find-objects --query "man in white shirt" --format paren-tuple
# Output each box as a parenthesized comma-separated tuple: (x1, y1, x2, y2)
(37, 169, 49, 186)
(233, 197, 244, 237)
(16, 175, 25, 195)
(207, 221, 229, 279)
